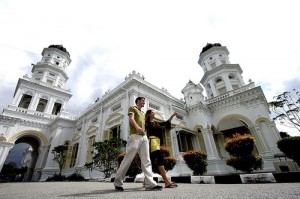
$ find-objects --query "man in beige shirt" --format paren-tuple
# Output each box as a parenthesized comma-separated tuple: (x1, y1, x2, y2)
(114, 97, 162, 191)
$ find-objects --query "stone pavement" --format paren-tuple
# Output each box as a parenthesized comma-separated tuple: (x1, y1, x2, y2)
(0, 182, 299, 199)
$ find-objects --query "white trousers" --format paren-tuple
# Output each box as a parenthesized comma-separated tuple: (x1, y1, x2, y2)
(114, 134, 157, 188)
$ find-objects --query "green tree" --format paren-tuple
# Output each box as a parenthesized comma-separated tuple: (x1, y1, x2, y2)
(0, 162, 17, 182)
(277, 136, 300, 167)
(0, 162, 27, 182)
(269, 89, 300, 131)
(92, 137, 126, 178)
(279, 131, 290, 138)
(52, 145, 68, 176)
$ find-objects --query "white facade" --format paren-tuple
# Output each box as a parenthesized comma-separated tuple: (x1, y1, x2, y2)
(0, 44, 286, 181)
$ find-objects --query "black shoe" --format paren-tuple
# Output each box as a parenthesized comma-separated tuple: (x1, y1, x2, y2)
(145, 185, 163, 191)
(115, 186, 124, 191)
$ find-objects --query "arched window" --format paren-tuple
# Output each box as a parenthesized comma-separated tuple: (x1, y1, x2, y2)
(228, 74, 236, 79)
(215, 77, 223, 84)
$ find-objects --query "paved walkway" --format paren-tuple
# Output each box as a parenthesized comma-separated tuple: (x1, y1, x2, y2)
(0, 182, 299, 199)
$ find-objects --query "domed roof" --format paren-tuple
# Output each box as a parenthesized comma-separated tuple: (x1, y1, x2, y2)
(48, 45, 70, 56)
(200, 43, 222, 54)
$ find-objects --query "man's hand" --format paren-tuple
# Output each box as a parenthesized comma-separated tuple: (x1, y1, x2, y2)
(136, 127, 145, 135)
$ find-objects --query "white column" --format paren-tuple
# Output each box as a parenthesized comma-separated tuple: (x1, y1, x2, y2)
(45, 97, 54, 114)
(237, 75, 245, 86)
(54, 76, 60, 87)
(35, 146, 49, 169)
(217, 133, 229, 158)
(201, 129, 220, 160)
(43, 128, 63, 169)
(0, 142, 14, 172)
(208, 130, 221, 159)
(12, 89, 22, 106)
(122, 89, 129, 140)
(77, 118, 87, 167)
(261, 122, 281, 154)
(96, 105, 103, 142)
(61, 101, 67, 111)
(28, 93, 39, 110)
(250, 126, 272, 157)
(208, 79, 218, 97)
(41, 72, 47, 83)
(222, 73, 233, 92)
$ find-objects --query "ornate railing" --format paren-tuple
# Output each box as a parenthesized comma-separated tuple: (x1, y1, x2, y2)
(205, 82, 255, 104)
(6, 105, 77, 120)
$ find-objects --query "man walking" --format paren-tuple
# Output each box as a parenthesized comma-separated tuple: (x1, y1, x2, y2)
(114, 97, 162, 191)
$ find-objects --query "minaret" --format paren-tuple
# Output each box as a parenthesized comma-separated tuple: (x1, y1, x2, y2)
(32, 45, 71, 89)
(181, 80, 205, 107)
(198, 43, 245, 99)
(3, 45, 73, 119)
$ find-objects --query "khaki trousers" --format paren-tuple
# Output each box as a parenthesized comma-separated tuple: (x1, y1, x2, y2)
(114, 134, 157, 188)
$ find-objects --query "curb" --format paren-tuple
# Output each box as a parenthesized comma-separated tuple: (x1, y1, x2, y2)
(112, 172, 300, 184)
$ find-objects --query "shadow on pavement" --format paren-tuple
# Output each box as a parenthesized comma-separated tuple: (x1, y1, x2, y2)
(59, 187, 146, 197)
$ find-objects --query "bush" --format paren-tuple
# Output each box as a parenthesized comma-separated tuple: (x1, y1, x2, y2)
(46, 173, 66, 181)
(163, 156, 177, 172)
(0, 162, 27, 182)
(226, 154, 263, 173)
(152, 146, 176, 174)
(277, 136, 300, 166)
(182, 150, 208, 175)
(66, 173, 86, 181)
(117, 153, 142, 178)
(160, 146, 171, 157)
(224, 134, 254, 157)
(224, 133, 263, 173)
(117, 146, 176, 176)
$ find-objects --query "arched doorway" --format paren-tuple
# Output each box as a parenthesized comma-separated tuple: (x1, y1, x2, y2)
(14, 136, 40, 181)
(214, 115, 258, 159)
(2, 142, 30, 182)
(5, 131, 49, 182)
(218, 117, 251, 138)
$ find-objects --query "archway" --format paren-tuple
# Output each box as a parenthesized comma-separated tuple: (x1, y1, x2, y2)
(14, 136, 40, 181)
(214, 115, 257, 159)
(217, 115, 253, 138)
(4, 131, 49, 182)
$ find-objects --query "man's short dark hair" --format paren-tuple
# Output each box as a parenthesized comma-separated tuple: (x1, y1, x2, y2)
(135, 97, 145, 104)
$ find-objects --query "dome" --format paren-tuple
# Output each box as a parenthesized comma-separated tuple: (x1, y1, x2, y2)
(48, 45, 70, 57)
(200, 43, 222, 54)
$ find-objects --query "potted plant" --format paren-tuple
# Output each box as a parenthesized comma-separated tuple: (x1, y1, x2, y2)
(182, 150, 213, 183)
(224, 133, 263, 173)
(182, 150, 208, 175)
(224, 133, 274, 183)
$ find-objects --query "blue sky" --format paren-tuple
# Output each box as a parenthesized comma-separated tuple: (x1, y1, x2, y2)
(4, 143, 29, 167)
(0, 0, 300, 136)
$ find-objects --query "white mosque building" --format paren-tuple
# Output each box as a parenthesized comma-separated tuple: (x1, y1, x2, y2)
(0, 43, 294, 181)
